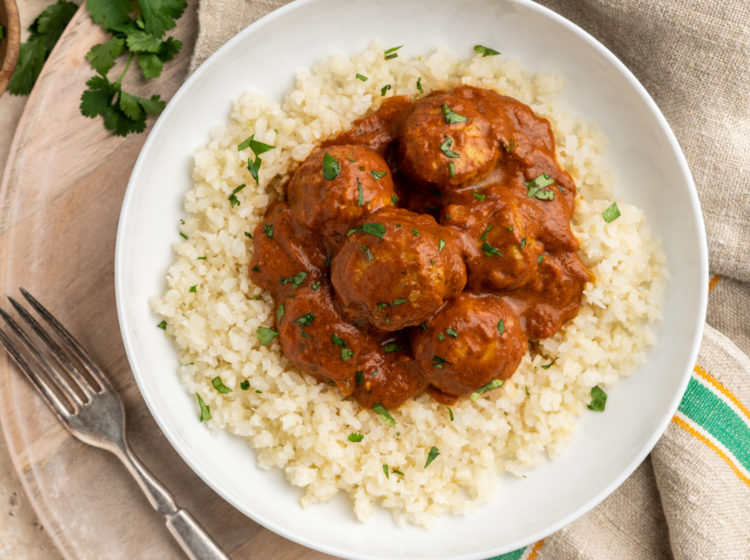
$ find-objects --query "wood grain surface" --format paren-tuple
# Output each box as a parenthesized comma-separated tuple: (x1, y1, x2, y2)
(0, 5, 332, 559)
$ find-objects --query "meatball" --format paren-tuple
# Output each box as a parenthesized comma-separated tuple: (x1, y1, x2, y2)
(249, 203, 327, 298)
(277, 286, 380, 397)
(331, 207, 467, 331)
(515, 250, 592, 340)
(457, 192, 544, 292)
(412, 293, 527, 396)
(287, 144, 395, 247)
(352, 353, 427, 409)
(398, 88, 501, 189)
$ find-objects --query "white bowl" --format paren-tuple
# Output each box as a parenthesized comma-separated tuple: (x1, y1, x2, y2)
(115, 0, 707, 558)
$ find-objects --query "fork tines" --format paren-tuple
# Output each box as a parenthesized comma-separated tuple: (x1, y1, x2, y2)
(0, 289, 108, 418)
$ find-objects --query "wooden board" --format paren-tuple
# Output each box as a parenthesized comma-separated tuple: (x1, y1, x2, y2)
(0, 5, 333, 559)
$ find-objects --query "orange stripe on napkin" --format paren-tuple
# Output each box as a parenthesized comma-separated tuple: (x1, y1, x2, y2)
(671, 415, 750, 487)
(708, 274, 721, 292)
(694, 365, 750, 421)
(526, 539, 545, 560)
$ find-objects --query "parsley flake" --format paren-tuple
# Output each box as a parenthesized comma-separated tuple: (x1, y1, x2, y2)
(331, 333, 346, 347)
(371, 170, 388, 179)
(341, 348, 354, 360)
(391, 194, 399, 204)
(211, 376, 232, 394)
(196, 393, 211, 421)
(447, 406, 454, 421)
(446, 327, 458, 338)
(392, 298, 408, 306)
(439, 136, 460, 158)
(473, 44, 500, 57)
(280, 271, 308, 289)
(360, 244, 374, 261)
(322, 152, 340, 180)
(189, 285, 196, 293)
(263, 224, 274, 239)
(311, 281, 321, 291)
(156, 320, 167, 330)
(541, 357, 558, 369)
(482, 242, 503, 258)
(438, 239, 446, 253)
(240, 380, 250, 391)
(603, 202, 621, 223)
(473, 192, 486, 201)
(347, 223, 386, 240)
(356, 371, 364, 386)
(295, 313, 315, 328)
(424, 446, 440, 468)
(383, 464, 390, 478)
(416, 77, 424, 93)
(276, 304, 285, 323)
(257, 326, 279, 346)
(471, 379, 504, 401)
(381, 84, 392, 96)
(497, 319, 505, 334)
(357, 178, 365, 206)
(373, 403, 395, 427)
(526, 174, 556, 200)
(587, 386, 607, 411)
(227, 184, 246, 207)
(383, 343, 403, 353)
(442, 103, 469, 124)
(348, 433, 364, 442)
(238, 134, 274, 155)
(384, 45, 402, 60)
(355, 73, 368, 82)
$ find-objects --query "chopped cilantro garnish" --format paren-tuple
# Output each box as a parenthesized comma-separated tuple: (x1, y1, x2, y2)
(322, 152, 340, 180)
(197, 256, 207, 260)
(537, 254, 544, 264)
(471, 379, 504, 401)
(156, 320, 167, 330)
(473, 192, 486, 201)
(482, 242, 503, 257)
(347, 223, 386, 240)
(481, 225, 493, 241)
(503, 140, 515, 153)
(295, 313, 315, 328)
(189, 285, 197, 293)
(438, 239, 446, 253)
(276, 304, 285, 323)
(424, 446, 440, 468)
(377, 302, 388, 310)
(432, 355, 451, 369)
(331, 333, 346, 346)
(381, 84, 392, 96)
(525, 386, 531, 396)
(356, 178, 365, 206)
(240, 380, 250, 391)
(448, 161, 456, 177)
(251, 265, 260, 272)
(384, 45, 402, 59)
(439, 136, 460, 158)
(196, 393, 211, 421)
(442, 103, 469, 124)
(392, 468, 404, 476)
(473, 44, 500, 57)
(244, 231, 253, 239)
(603, 202, 621, 223)
(228, 183, 246, 207)
(437, 333, 445, 341)
(541, 357, 558, 369)
(383, 464, 390, 478)
(311, 281, 321, 291)
(257, 326, 279, 346)
(520, 237, 527, 249)
(355, 73, 368, 82)
(526, 174, 556, 200)
(356, 371, 364, 386)
(497, 319, 505, 334)
(341, 348, 354, 360)
(383, 343, 403, 353)
(447, 406, 454, 421)
(419, 322, 429, 331)
(211, 376, 232, 394)
(391, 194, 399, 204)
(179, 232, 188, 240)
(280, 271, 308, 289)
(373, 403, 395, 427)
(392, 298, 408, 306)
(348, 433, 364, 442)
(238, 134, 274, 155)
(359, 244, 374, 261)
(587, 386, 607, 411)
(263, 224, 274, 239)
(246, 155, 262, 185)
(446, 327, 458, 338)
(416, 77, 424, 93)
(371, 170, 387, 179)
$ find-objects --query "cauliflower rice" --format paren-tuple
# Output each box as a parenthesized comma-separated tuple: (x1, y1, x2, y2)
(151, 44, 667, 527)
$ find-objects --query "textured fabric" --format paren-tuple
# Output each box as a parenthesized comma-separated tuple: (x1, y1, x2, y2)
(191, 1, 750, 558)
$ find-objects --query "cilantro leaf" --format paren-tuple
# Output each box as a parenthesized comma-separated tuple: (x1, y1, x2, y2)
(126, 30, 163, 53)
(86, 0, 132, 32)
(86, 37, 126, 75)
(136, 53, 163, 79)
(136, 0, 187, 38)
(34, 0, 79, 51)
(587, 386, 608, 411)
(471, 379, 504, 401)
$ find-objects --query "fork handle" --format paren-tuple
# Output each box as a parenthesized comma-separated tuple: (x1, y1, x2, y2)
(167, 510, 231, 560)
(117, 445, 230, 560)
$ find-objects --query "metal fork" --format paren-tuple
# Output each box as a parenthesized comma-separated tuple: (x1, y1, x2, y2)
(0, 289, 230, 560)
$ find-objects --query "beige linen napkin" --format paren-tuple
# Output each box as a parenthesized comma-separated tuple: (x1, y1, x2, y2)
(191, 1, 750, 558)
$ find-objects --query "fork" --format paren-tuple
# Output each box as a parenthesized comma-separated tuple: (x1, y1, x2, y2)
(0, 289, 230, 560)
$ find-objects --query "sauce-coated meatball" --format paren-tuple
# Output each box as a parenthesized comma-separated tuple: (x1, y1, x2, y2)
(277, 286, 380, 397)
(331, 207, 466, 331)
(352, 354, 426, 409)
(287, 144, 395, 247)
(411, 293, 527, 396)
(249, 203, 327, 298)
(399, 88, 501, 189)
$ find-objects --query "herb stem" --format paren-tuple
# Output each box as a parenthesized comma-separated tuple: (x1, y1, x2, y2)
(115, 53, 135, 87)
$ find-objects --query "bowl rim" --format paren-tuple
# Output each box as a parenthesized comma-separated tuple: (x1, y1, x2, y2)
(115, 0, 708, 557)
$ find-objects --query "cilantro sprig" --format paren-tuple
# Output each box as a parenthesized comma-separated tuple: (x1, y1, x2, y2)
(8, 1, 78, 95)
(79, 0, 187, 136)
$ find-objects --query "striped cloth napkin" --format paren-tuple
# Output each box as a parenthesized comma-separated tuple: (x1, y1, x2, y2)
(191, 1, 750, 558)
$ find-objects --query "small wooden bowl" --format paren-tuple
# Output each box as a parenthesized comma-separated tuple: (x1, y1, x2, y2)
(0, 0, 20, 95)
